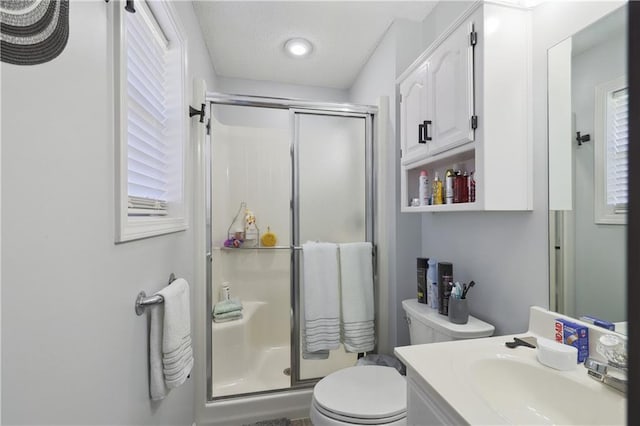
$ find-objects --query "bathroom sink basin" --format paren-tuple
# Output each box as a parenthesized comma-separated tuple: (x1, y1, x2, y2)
(468, 356, 625, 425)
(396, 333, 627, 425)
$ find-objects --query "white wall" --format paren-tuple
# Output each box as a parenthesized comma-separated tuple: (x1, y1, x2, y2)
(1, 1, 217, 424)
(215, 76, 349, 103)
(572, 32, 626, 322)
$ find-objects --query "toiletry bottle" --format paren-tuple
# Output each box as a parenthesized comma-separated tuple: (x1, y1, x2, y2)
(437, 262, 453, 315)
(469, 171, 476, 202)
(432, 172, 443, 205)
(244, 207, 259, 247)
(427, 259, 438, 309)
(419, 171, 429, 206)
(445, 169, 455, 204)
(453, 170, 463, 203)
(417, 258, 428, 304)
(220, 283, 231, 301)
(461, 171, 469, 203)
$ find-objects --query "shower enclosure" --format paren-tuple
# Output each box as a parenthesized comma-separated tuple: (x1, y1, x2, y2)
(204, 94, 376, 401)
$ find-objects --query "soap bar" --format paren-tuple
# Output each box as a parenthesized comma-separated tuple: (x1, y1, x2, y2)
(537, 337, 578, 371)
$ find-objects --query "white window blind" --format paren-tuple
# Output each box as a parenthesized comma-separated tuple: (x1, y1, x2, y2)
(606, 87, 628, 210)
(126, 2, 170, 216)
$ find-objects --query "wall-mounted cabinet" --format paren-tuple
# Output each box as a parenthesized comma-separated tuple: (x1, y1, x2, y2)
(398, 3, 532, 212)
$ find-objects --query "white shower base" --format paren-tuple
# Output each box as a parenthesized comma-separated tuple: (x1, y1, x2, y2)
(213, 345, 290, 397)
(211, 301, 291, 398)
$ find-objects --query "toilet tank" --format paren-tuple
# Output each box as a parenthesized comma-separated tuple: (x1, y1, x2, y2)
(402, 299, 494, 344)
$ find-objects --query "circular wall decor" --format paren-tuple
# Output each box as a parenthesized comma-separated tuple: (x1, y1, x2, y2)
(1, 0, 69, 65)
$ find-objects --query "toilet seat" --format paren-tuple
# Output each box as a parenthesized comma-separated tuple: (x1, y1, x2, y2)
(312, 366, 407, 424)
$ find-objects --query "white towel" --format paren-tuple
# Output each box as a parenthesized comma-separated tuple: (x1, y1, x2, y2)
(149, 278, 193, 399)
(302, 242, 341, 357)
(149, 303, 168, 400)
(158, 278, 193, 389)
(339, 242, 375, 352)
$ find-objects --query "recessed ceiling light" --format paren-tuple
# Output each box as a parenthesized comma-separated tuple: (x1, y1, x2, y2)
(284, 38, 313, 58)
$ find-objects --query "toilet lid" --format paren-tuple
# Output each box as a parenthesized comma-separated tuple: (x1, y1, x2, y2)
(313, 366, 407, 421)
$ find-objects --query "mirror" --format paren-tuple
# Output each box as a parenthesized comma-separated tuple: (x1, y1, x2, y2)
(548, 5, 627, 334)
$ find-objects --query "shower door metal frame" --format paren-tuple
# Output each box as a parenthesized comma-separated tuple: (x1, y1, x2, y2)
(205, 92, 376, 401)
(290, 109, 375, 387)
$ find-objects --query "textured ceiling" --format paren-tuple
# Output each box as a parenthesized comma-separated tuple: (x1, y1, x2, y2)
(193, 1, 436, 89)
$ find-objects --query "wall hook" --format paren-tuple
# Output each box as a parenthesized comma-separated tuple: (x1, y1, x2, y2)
(189, 104, 205, 123)
(104, 0, 135, 13)
(576, 131, 591, 146)
(124, 0, 136, 13)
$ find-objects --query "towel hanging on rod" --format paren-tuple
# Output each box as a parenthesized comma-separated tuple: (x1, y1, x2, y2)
(135, 273, 176, 315)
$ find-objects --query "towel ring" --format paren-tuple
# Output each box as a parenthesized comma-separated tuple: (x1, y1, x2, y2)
(135, 273, 177, 316)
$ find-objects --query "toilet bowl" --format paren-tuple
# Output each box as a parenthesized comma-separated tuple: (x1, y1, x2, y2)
(309, 299, 495, 425)
(309, 366, 407, 426)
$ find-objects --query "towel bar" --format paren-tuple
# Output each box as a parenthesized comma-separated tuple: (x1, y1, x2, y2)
(135, 273, 176, 316)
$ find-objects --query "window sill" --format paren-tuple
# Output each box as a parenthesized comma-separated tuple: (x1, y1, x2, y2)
(595, 212, 627, 225)
(116, 216, 188, 243)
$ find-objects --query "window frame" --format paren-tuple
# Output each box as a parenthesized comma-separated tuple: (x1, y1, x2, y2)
(594, 75, 628, 225)
(111, 0, 189, 242)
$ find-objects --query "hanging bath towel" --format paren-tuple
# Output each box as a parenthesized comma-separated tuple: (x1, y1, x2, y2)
(149, 278, 193, 400)
(302, 242, 341, 359)
(1, 0, 70, 65)
(339, 242, 375, 352)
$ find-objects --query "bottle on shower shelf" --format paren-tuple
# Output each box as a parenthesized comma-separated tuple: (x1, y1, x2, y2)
(244, 206, 259, 248)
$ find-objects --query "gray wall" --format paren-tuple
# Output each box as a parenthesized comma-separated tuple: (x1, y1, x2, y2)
(1, 2, 217, 424)
(349, 19, 424, 350)
(572, 33, 626, 322)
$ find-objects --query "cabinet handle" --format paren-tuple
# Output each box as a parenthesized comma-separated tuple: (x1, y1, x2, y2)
(424, 120, 432, 141)
(418, 123, 426, 144)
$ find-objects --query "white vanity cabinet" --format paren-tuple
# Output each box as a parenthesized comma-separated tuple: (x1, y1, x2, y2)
(399, 3, 532, 212)
(406, 367, 467, 426)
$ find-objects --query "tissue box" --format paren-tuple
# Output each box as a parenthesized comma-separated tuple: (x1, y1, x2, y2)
(555, 319, 589, 363)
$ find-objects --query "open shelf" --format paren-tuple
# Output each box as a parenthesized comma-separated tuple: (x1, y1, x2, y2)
(402, 202, 479, 213)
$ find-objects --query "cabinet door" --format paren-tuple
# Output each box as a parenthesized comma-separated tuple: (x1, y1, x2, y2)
(399, 63, 428, 164)
(426, 20, 475, 155)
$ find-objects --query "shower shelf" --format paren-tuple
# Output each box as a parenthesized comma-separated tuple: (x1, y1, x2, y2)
(216, 246, 295, 251)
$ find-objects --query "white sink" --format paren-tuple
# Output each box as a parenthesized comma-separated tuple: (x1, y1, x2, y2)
(396, 335, 627, 425)
(467, 355, 625, 425)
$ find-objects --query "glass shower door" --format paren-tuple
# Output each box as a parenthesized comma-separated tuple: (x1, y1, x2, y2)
(210, 105, 292, 398)
(293, 111, 372, 381)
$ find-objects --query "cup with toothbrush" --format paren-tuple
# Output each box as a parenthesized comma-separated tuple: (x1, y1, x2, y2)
(449, 280, 474, 324)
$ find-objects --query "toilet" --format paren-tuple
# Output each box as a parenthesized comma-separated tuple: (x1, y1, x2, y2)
(309, 298, 495, 425)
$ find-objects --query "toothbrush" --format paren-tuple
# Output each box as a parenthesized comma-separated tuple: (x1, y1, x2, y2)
(462, 281, 475, 299)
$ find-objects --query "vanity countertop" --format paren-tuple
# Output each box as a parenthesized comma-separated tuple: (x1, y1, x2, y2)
(395, 307, 627, 425)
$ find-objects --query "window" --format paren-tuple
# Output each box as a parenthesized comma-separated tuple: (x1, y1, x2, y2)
(113, 0, 188, 242)
(594, 76, 628, 225)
